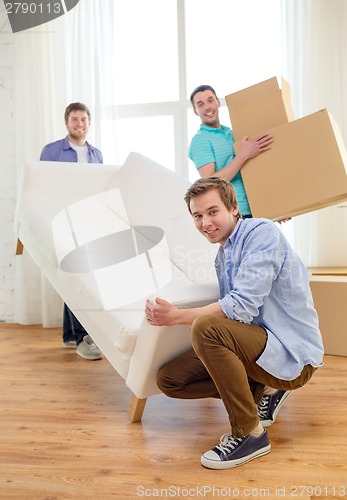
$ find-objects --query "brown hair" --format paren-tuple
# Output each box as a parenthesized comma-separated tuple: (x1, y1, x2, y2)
(184, 177, 241, 218)
(64, 102, 91, 123)
(190, 85, 218, 107)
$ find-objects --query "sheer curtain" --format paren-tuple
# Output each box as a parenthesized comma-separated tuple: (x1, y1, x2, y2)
(281, 0, 347, 266)
(14, 0, 117, 326)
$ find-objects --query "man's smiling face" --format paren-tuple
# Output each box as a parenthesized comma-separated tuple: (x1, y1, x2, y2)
(190, 188, 239, 246)
(66, 110, 90, 144)
(192, 90, 221, 128)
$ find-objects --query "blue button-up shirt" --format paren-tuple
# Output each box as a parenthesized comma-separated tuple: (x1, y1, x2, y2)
(40, 136, 103, 163)
(216, 218, 324, 381)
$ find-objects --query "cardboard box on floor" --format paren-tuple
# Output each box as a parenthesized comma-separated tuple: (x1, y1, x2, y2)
(225, 77, 347, 221)
(309, 268, 347, 357)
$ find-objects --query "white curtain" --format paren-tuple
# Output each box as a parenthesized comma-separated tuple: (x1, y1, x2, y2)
(14, 0, 118, 326)
(280, 0, 347, 267)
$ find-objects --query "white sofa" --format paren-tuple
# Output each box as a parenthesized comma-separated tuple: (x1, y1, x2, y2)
(15, 152, 219, 420)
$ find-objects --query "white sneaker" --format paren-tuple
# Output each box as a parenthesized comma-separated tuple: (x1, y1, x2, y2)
(76, 335, 102, 360)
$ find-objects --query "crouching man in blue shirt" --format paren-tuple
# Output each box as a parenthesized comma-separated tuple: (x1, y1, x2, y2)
(145, 176, 324, 470)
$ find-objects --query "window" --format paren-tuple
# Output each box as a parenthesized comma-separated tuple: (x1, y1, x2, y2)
(116, 115, 175, 170)
(113, 0, 179, 105)
(107, 0, 282, 180)
(185, 0, 282, 97)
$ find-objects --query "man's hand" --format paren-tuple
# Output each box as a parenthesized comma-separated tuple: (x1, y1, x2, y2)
(238, 133, 273, 161)
(145, 297, 178, 326)
(145, 298, 225, 326)
(198, 132, 273, 183)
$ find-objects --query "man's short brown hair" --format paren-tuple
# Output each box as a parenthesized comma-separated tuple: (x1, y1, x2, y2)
(184, 177, 241, 218)
(190, 85, 217, 107)
(64, 102, 91, 123)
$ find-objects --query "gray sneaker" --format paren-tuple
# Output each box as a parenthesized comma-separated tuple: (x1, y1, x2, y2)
(63, 340, 76, 349)
(76, 335, 102, 360)
(201, 430, 271, 470)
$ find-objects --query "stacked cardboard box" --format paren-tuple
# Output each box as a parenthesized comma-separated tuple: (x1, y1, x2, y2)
(226, 79, 347, 356)
(225, 77, 347, 221)
(309, 268, 347, 356)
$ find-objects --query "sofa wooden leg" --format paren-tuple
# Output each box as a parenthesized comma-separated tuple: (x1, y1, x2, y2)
(128, 394, 147, 422)
(16, 239, 24, 255)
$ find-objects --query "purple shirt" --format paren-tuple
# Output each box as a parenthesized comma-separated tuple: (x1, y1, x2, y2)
(40, 136, 103, 163)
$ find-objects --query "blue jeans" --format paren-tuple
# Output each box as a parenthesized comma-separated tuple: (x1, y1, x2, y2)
(63, 304, 87, 345)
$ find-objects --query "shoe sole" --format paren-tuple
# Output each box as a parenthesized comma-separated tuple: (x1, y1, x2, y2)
(201, 444, 271, 470)
(63, 343, 76, 349)
(76, 350, 102, 360)
(261, 390, 291, 427)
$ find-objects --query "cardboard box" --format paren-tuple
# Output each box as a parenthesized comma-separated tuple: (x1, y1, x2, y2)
(309, 266, 347, 276)
(225, 77, 295, 141)
(240, 109, 347, 220)
(309, 268, 347, 357)
(225, 78, 347, 221)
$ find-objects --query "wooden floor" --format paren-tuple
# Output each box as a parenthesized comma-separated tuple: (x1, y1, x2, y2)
(1, 324, 347, 500)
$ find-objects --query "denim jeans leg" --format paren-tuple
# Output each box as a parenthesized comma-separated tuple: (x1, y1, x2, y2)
(63, 304, 87, 345)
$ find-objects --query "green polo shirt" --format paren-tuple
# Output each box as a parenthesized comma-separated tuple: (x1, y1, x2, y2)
(188, 124, 251, 216)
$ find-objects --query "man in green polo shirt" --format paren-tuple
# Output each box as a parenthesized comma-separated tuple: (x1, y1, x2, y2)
(188, 85, 273, 217)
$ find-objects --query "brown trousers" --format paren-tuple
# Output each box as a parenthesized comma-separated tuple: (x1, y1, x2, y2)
(157, 315, 316, 437)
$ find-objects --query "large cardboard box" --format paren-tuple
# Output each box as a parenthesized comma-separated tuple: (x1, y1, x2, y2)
(226, 77, 295, 141)
(225, 78, 347, 221)
(309, 268, 347, 357)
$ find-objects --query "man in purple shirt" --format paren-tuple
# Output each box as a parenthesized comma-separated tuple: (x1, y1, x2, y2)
(40, 102, 103, 360)
(40, 103, 103, 164)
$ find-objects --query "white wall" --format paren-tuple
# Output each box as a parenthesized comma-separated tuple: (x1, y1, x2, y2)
(0, 8, 16, 322)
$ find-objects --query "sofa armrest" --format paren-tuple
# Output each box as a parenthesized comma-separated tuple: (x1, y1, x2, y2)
(125, 282, 220, 399)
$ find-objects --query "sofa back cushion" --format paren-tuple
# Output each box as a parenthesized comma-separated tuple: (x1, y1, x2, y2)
(114, 153, 217, 285)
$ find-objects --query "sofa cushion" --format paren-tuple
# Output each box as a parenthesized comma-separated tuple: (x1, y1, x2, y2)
(114, 152, 217, 284)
